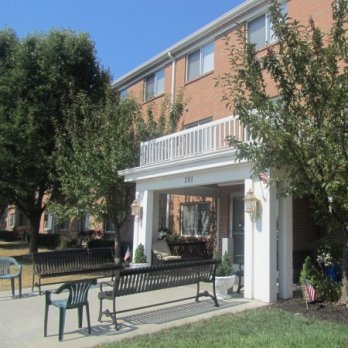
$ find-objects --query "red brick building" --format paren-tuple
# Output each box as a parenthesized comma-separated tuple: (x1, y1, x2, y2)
(117, 0, 335, 303)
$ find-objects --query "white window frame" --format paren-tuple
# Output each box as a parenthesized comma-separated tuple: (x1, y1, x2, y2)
(144, 69, 165, 101)
(186, 42, 215, 82)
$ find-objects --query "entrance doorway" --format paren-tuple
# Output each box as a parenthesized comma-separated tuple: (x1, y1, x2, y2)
(230, 194, 244, 265)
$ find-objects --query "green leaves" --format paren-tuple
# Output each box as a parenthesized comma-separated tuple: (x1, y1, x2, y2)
(221, 0, 348, 229)
(0, 28, 110, 252)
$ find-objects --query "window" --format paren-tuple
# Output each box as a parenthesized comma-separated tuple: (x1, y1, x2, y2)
(44, 212, 54, 231)
(104, 220, 115, 233)
(144, 69, 165, 101)
(60, 220, 69, 230)
(180, 203, 211, 236)
(8, 213, 15, 228)
(248, 4, 287, 50)
(119, 88, 128, 99)
(78, 214, 90, 232)
(187, 42, 214, 81)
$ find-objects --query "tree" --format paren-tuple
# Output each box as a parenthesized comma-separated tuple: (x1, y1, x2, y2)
(52, 90, 184, 263)
(0, 28, 110, 253)
(219, 0, 348, 301)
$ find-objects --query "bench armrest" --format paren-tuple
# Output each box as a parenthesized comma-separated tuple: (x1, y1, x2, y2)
(99, 280, 113, 292)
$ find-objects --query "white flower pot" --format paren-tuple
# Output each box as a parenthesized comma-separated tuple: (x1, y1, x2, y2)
(215, 275, 237, 299)
(129, 262, 150, 269)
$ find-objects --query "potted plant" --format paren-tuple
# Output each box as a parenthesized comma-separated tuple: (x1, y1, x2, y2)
(130, 243, 150, 268)
(215, 251, 236, 299)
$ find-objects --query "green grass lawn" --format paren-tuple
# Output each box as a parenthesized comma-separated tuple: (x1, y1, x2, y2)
(99, 307, 348, 348)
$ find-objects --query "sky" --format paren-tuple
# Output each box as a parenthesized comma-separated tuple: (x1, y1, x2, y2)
(0, 0, 245, 81)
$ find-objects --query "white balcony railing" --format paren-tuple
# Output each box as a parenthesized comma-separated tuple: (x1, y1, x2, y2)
(140, 115, 248, 166)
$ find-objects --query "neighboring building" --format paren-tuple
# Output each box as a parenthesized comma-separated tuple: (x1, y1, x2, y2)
(117, 0, 333, 303)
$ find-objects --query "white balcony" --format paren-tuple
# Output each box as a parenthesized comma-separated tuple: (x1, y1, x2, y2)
(140, 115, 248, 167)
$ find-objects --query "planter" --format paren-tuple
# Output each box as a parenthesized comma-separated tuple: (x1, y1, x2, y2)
(129, 262, 150, 269)
(215, 275, 237, 299)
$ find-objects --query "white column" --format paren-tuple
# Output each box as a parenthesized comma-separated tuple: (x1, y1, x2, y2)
(253, 177, 278, 303)
(278, 182, 293, 299)
(244, 179, 254, 299)
(133, 190, 155, 263)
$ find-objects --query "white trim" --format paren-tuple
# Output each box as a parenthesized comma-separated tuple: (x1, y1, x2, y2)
(112, 0, 269, 87)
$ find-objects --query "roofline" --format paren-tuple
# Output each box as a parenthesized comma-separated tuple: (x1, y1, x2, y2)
(112, 0, 267, 89)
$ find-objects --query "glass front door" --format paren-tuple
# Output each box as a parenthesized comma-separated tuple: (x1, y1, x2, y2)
(231, 195, 244, 265)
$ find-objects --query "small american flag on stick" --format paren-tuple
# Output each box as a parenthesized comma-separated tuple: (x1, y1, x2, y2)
(124, 246, 131, 262)
(259, 172, 270, 184)
(304, 280, 316, 302)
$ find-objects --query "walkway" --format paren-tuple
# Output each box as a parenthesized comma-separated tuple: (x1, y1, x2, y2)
(0, 282, 266, 348)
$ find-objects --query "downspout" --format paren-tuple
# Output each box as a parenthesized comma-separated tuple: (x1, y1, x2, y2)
(168, 50, 176, 105)
(166, 50, 176, 230)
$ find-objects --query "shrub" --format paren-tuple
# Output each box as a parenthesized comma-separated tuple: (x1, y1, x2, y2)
(300, 256, 341, 302)
(134, 243, 146, 263)
(216, 251, 233, 277)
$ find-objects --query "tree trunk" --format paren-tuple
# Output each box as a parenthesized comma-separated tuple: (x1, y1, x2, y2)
(28, 212, 42, 254)
(340, 233, 348, 304)
(113, 225, 122, 265)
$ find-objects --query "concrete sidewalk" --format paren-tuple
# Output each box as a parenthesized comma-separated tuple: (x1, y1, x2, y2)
(0, 282, 266, 348)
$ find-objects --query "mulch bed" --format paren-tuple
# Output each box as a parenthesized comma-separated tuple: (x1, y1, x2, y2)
(271, 289, 348, 325)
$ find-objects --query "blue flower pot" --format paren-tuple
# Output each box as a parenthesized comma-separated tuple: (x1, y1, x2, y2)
(325, 265, 338, 282)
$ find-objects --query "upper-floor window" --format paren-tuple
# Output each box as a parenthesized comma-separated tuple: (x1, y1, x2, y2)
(187, 42, 214, 82)
(144, 69, 165, 101)
(119, 88, 128, 99)
(248, 3, 287, 50)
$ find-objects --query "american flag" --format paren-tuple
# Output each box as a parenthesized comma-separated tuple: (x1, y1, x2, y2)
(259, 172, 270, 184)
(124, 246, 131, 262)
(305, 282, 316, 302)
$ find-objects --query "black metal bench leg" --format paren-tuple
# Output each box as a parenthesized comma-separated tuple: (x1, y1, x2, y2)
(212, 281, 219, 307)
(113, 297, 118, 330)
(195, 282, 200, 302)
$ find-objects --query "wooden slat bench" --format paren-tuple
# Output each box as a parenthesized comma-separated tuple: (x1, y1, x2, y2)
(32, 247, 117, 293)
(98, 258, 220, 329)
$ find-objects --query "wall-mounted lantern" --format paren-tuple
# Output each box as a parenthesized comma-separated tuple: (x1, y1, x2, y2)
(244, 189, 259, 217)
(130, 200, 142, 217)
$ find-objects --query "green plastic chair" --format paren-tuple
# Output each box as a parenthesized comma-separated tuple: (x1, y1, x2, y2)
(44, 279, 97, 341)
(0, 257, 22, 298)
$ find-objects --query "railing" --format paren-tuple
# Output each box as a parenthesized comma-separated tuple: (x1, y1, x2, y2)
(140, 115, 248, 166)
